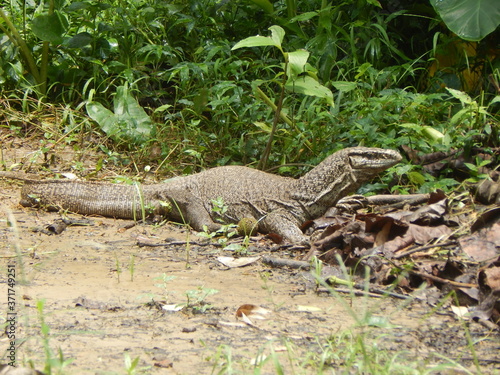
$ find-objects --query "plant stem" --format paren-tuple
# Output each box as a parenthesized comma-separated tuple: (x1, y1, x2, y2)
(254, 86, 313, 158)
(258, 64, 287, 170)
(0, 8, 42, 86)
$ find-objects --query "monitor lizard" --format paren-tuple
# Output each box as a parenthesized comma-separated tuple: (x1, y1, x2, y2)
(0, 147, 402, 243)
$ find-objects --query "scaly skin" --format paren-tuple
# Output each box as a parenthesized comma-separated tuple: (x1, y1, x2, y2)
(1, 147, 402, 243)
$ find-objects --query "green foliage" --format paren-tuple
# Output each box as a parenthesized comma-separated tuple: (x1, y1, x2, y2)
(0, 0, 498, 192)
(463, 158, 492, 183)
(86, 85, 154, 147)
(233, 25, 335, 167)
(183, 286, 218, 313)
(124, 353, 149, 375)
(431, 0, 500, 41)
(210, 197, 228, 220)
(36, 300, 74, 374)
(154, 273, 177, 303)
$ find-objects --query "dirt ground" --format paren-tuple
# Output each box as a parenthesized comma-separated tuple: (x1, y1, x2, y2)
(1, 139, 499, 374)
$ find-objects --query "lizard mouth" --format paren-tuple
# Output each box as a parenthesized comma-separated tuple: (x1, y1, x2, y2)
(348, 148, 402, 171)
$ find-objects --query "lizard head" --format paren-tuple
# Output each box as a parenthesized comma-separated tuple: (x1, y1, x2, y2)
(346, 147, 402, 182)
(296, 147, 402, 215)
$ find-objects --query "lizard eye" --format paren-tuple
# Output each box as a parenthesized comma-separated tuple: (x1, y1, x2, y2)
(348, 154, 366, 168)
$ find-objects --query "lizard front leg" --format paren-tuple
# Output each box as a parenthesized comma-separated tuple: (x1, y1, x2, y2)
(260, 209, 309, 245)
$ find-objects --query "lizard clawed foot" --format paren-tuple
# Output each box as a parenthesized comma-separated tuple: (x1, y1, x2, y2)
(335, 194, 369, 212)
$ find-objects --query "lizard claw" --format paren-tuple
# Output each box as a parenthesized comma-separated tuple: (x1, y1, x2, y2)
(335, 195, 369, 212)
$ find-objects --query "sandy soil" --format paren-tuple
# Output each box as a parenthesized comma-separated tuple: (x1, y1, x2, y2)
(0, 140, 499, 374)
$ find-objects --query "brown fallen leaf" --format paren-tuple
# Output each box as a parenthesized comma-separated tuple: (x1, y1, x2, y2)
(477, 263, 500, 322)
(404, 198, 447, 225)
(235, 304, 271, 320)
(217, 256, 260, 268)
(374, 220, 392, 247)
(381, 224, 452, 255)
(459, 210, 500, 262)
(470, 180, 500, 204)
(478, 259, 500, 293)
(407, 224, 452, 244)
(470, 206, 500, 233)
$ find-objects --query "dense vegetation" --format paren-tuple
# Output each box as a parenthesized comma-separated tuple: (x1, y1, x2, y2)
(0, 0, 498, 191)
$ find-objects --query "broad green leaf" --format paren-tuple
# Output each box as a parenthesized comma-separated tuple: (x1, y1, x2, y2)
(355, 62, 372, 80)
(232, 25, 285, 52)
(408, 171, 426, 186)
(86, 85, 153, 145)
(66, 32, 92, 48)
(289, 11, 318, 23)
(32, 11, 68, 44)
(285, 75, 334, 107)
(398, 123, 444, 143)
(449, 108, 470, 126)
(286, 49, 309, 80)
(446, 87, 473, 105)
(232, 36, 279, 50)
(113, 86, 153, 136)
(154, 104, 173, 113)
(464, 162, 477, 172)
(398, 123, 423, 132)
(366, 0, 382, 8)
(489, 96, 500, 106)
(67, 2, 92, 12)
(248, 0, 273, 14)
(86, 102, 117, 136)
(269, 25, 285, 48)
(430, 0, 500, 41)
(331, 81, 357, 92)
(253, 121, 272, 132)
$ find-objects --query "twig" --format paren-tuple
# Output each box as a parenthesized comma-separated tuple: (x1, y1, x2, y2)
(366, 193, 430, 206)
(270, 244, 308, 252)
(327, 276, 410, 299)
(318, 287, 397, 299)
(394, 241, 457, 259)
(261, 256, 310, 270)
(474, 318, 500, 331)
(137, 240, 222, 247)
(407, 269, 476, 288)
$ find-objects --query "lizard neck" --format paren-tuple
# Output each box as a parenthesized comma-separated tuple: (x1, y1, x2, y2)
(292, 153, 358, 218)
(289, 147, 402, 218)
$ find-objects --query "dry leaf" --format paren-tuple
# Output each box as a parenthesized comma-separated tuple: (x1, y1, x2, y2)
(239, 312, 255, 326)
(217, 256, 260, 268)
(405, 199, 447, 225)
(250, 353, 267, 365)
(162, 304, 183, 312)
(235, 304, 271, 320)
(460, 214, 500, 262)
(479, 262, 500, 292)
(450, 305, 469, 319)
